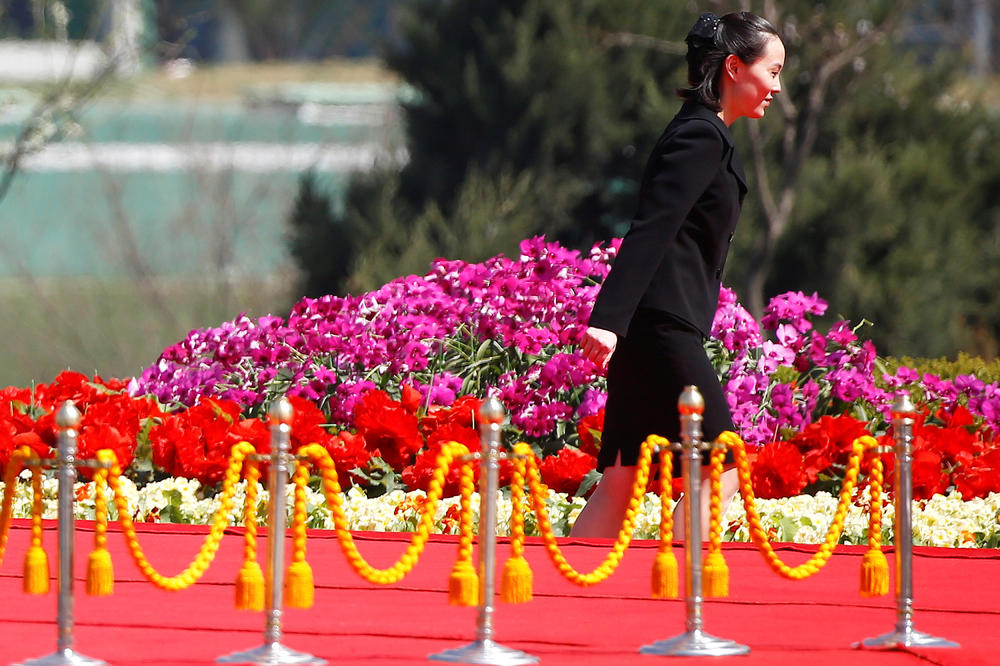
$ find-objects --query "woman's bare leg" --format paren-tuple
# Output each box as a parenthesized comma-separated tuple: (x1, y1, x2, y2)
(673, 464, 739, 541)
(569, 463, 637, 538)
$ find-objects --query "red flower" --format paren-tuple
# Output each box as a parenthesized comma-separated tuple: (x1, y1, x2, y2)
(914, 422, 978, 468)
(229, 417, 271, 455)
(77, 394, 142, 472)
(149, 399, 245, 485)
(326, 430, 372, 486)
(287, 396, 333, 452)
(426, 422, 480, 452)
(354, 390, 423, 471)
(788, 415, 868, 484)
(576, 409, 604, 457)
(0, 410, 55, 470)
(400, 420, 510, 497)
(34, 370, 98, 411)
(402, 442, 466, 496)
(952, 445, 1000, 499)
(750, 440, 806, 499)
(419, 395, 483, 438)
(910, 449, 950, 500)
(400, 384, 423, 414)
(538, 446, 596, 496)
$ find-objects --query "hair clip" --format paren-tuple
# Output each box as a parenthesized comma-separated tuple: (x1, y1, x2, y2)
(688, 12, 720, 44)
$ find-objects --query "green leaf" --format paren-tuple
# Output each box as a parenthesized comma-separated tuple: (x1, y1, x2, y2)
(778, 516, 798, 541)
(576, 469, 601, 497)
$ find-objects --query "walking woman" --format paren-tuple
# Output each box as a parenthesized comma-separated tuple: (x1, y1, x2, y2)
(573, 11, 785, 538)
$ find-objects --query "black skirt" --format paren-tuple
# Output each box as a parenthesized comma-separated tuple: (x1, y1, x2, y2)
(597, 308, 734, 474)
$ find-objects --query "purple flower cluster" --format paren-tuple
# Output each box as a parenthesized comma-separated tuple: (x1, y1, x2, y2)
(134, 237, 611, 432)
(711, 288, 1000, 444)
(710, 288, 888, 445)
(134, 235, 1000, 446)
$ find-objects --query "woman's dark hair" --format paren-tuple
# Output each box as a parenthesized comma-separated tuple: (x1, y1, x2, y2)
(677, 11, 780, 111)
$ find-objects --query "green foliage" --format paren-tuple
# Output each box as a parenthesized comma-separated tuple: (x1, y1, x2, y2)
(345, 167, 560, 292)
(292, 0, 699, 295)
(731, 1, 1000, 359)
(883, 353, 1000, 385)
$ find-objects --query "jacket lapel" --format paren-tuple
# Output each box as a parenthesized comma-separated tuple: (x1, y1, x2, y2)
(676, 101, 748, 198)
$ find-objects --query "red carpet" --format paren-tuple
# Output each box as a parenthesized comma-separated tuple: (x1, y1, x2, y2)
(0, 519, 997, 665)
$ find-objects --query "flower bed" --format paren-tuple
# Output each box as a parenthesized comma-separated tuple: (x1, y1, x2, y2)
(2, 236, 1000, 546)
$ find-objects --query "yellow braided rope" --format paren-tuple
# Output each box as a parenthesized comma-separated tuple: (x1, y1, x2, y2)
(455, 456, 476, 569)
(860, 446, 890, 596)
(448, 453, 479, 605)
(284, 459, 315, 608)
(0, 447, 34, 567)
(92, 465, 110, 555)
(297, 441, 468, 585)
(86, 461, 115, 596)
(654, 436, 674, 546)
(241, 461, 262, 570)
(500, 448, 533, 603)
(234, 460, 265, 611)
(707, 445, 726, 550)
(717, 431, 870, 580)
(513, 436, 654, 586)
(508, 451, 528, 562)
(866, 450, 886, 552)
(98, 442, 255, 591)
(29, 465, 45, 553)
(651, 436, 678, 599)
(290, 461, 310, 569)
(703, 443, 730, 597)
(23, 462, 51, 594)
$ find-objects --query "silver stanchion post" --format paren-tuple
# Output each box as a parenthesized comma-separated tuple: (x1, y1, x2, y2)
(429, 397, 538, 665)
(640, 385, 749, 657)
(18, 401, 108, 666)
(218, 397, 326, 665)
(858, 394, 959, 649)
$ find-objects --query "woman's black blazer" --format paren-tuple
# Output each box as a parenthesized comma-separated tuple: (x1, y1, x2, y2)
(589, 100, 748, 339)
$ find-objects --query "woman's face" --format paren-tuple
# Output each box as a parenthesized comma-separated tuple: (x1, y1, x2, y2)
(725, 35, 785, 120)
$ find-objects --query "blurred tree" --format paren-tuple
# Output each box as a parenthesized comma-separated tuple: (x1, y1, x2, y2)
(287, 173, 357, 298)
(291, 0, 1000, 358)
(298, 0, 702, 294)
(731, 0, 911, 318)
(151, 0, 402, 60)
(733, 0, 1000, 357)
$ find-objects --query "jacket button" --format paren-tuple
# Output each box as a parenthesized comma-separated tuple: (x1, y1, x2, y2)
(728, 233, 734, 242)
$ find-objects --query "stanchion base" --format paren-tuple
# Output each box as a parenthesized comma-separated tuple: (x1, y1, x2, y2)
(15, 649, 108, 666)
(428, 639, 539, 665)
(640, 629, 751, 657)
(216, 641, 327, 665)
(856, 627, 960, 650)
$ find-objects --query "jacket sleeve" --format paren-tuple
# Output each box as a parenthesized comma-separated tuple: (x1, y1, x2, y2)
(588, 119, 725, 336)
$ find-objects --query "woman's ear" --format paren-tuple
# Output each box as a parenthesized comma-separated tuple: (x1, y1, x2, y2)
(724, 53, 741, 81)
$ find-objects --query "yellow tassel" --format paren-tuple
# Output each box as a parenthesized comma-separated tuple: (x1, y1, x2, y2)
(860, 549, 890, 597)
(651, 548, 679, 599)
(23, 545, 50, 595)
(235, 561, 265, 611)
(702, 550, 729, 598)
(86, 547, 114, 596)
(448, 560, 479, 606)
(500, 555, 533, 604)
(284, 560, 315, 609)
